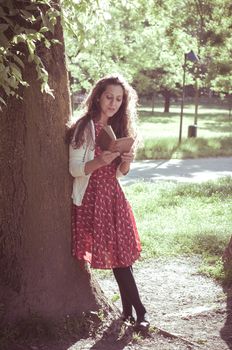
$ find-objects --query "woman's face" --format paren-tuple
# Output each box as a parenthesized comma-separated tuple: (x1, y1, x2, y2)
(99, 84, 124, 120)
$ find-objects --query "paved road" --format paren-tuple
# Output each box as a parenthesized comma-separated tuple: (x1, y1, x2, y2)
(120, 157, 232, 186)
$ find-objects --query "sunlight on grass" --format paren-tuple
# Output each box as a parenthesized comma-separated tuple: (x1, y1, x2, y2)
(125, 178, 232, 281)
(136, 137, 232, 159)
(137, 103, 232, 159)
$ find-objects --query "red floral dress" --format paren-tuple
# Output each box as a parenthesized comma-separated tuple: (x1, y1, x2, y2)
(72, 122, 141, 269)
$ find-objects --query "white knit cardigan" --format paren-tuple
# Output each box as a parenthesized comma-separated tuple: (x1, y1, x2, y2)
(69, 120, 124, 206)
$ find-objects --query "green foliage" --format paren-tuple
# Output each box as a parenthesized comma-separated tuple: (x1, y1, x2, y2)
(0, 0, 60, 107)
(64, 0, 194, 94)
(202, 0, 232, 94)
(111, 293, 120, 303)
(1, 0, 231, 108)
(63, 0, 231, 105)
(198, 256, 225, 281)
(63, 0, 141, 92)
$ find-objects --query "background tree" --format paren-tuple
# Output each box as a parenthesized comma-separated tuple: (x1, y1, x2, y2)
(64, 0, 195, 112)
(203, 0, 232, 98)
(64, 0, 145, 92)
(64, 0, 231, 113)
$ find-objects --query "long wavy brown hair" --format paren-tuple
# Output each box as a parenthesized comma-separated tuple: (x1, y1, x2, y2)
(66, 73, 138, 148)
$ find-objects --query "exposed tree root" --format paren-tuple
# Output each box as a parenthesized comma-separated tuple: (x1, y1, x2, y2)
(152, 325, 202, 348)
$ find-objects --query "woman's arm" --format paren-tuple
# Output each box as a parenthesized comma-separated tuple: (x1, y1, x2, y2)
(84, 151, 119, 175)
(69, 144, 87, 177)
(69, 145, 120, 177)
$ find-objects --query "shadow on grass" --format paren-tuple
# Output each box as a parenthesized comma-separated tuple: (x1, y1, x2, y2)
(191, 233, 227, 256)
(136, 136, 232, 160)
(139, 106, 231, 129)
(139, 110, 194, 120)
(136, 140, 179, 160)
(201, 120, 232, 133)
(142, 117, 176, 124)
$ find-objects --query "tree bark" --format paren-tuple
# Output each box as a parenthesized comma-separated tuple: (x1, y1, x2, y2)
(162, 89, 171, 113)
(0, 9, 106, 326)
(223, 236, 232, 267)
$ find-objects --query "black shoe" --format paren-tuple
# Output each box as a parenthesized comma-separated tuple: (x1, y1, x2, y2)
(135, 312, 150, 329)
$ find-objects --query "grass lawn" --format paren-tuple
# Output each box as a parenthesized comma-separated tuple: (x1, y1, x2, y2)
(137, 102, 232, 159)
(125, 177, 232, 283)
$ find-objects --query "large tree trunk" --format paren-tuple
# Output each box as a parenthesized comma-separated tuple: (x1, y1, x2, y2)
(0, 11, 106, 326)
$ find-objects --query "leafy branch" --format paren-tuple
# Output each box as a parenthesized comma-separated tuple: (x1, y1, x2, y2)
(0, 0, 60, 108)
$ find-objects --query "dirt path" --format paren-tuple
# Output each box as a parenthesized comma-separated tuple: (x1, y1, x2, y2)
(74, 256, 232, 350)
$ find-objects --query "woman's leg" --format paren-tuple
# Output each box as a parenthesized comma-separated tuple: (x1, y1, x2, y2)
(113, 266, 148, 325)
(113, 274, 133, 320)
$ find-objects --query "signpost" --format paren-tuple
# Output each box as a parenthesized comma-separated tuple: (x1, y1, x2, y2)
(178, 50, 200, 143)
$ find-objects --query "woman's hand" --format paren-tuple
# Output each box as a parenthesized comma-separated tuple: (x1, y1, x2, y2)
(98, 151, 120, 166)
(119, 149, 135, 175)
(120, 149, 135, 164)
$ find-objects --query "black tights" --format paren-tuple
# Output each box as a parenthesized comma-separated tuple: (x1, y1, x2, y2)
(113, 266, 146, 320)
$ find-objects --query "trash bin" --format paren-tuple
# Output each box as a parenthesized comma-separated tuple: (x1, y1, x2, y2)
(188, 125, 197, 138)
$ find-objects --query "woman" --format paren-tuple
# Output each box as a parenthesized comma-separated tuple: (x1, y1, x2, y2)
(67, 74, 149, 328)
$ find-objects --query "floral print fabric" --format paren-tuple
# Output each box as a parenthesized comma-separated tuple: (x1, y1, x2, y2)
(72, 122, 141, 269)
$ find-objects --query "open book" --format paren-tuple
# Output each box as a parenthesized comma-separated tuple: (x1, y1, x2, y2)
(96, 125, 135, 154)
